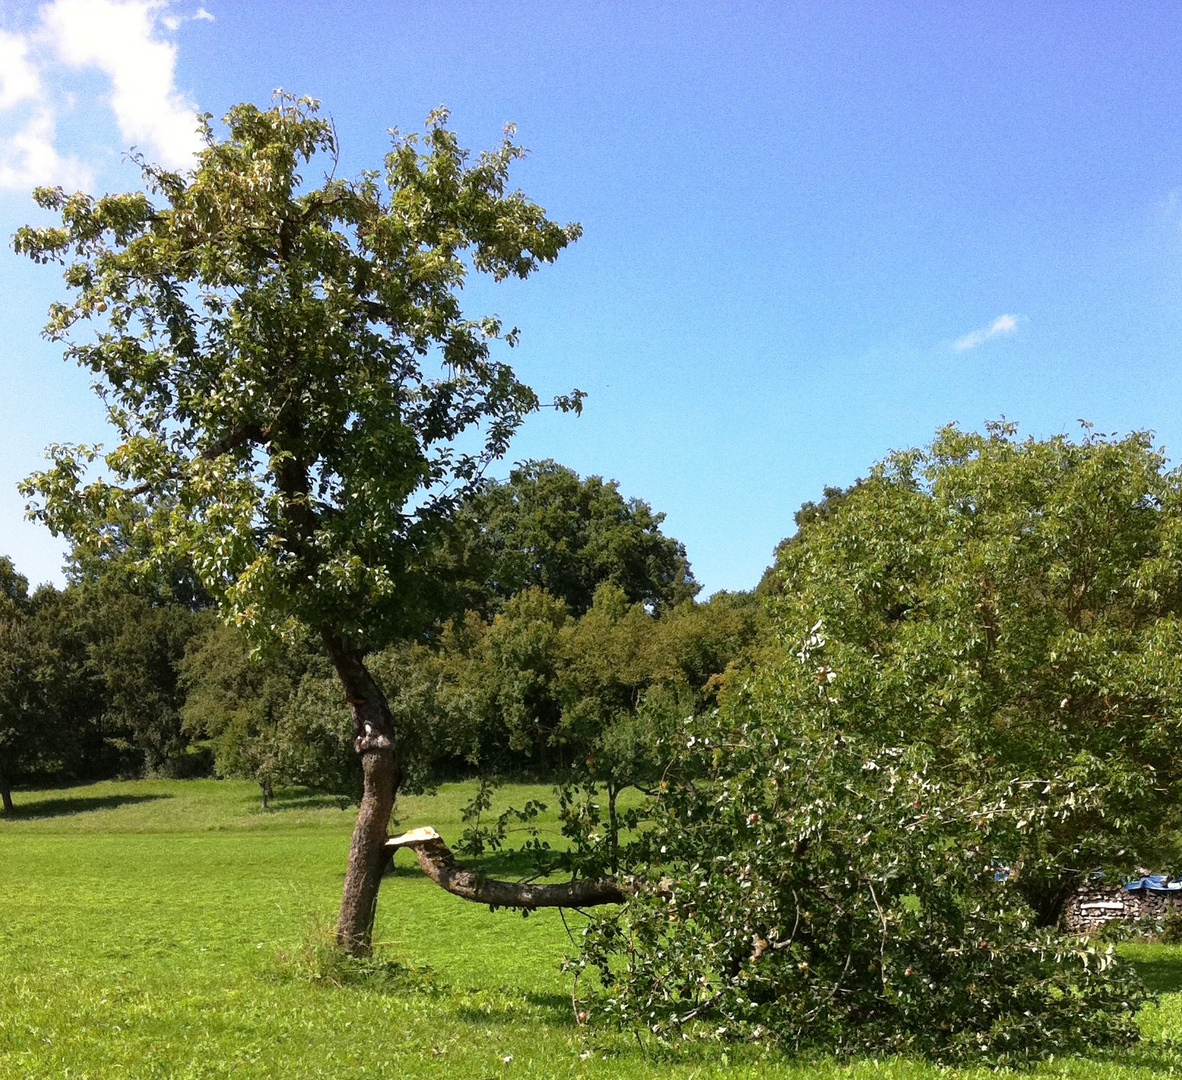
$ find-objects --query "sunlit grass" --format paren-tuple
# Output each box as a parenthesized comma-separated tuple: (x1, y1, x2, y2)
(2, 778, 1181, 1078)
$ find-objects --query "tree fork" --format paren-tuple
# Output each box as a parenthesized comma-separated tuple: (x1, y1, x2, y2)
(387, 826, 627, 909)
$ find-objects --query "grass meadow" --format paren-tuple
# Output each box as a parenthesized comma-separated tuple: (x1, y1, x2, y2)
(3, 779, 1182, 1078)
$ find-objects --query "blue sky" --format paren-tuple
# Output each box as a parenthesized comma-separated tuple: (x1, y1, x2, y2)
(2, 1, 1182, 594)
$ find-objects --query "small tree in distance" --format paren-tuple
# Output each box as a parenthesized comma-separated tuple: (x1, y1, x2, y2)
(14, 95, 584, 953)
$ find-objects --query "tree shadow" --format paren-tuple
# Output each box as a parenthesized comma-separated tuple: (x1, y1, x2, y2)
(451, 988, 575, 1028)
(1129, 952, 1182, 994)
(2, 793, 170, 820)
(266, 789, 354, 812)
(1086, 1043, 1182, 1071)
(524, 990, 578, 1026)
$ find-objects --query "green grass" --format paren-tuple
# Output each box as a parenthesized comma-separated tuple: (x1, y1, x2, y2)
(2, 779, 1182, 1078)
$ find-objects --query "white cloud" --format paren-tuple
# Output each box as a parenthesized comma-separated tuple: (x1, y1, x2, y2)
(41, 0, 203, 170)
(0, 30, 43, 110)
(0, 106, 92, 190)
(162, 5, 214, 30)
(0, 26, 91, 193)
(0, 1, 208, 191)
(953, 313, 1019, 352)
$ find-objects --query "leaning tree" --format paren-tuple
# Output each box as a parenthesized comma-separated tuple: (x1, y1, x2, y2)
(14, 95, 625, 953)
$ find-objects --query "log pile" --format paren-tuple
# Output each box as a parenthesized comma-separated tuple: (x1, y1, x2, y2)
(1064, 878, 1182, 931)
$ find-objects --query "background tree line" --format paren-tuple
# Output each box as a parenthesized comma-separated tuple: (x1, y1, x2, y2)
(0, 459, 757, 813)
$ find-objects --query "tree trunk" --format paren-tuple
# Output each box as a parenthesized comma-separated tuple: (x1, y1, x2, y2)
(323, 629, 401, 956)
(260, 775, 272, 810)
(608, 782, 620, 876)
(0, 756, 13, 816)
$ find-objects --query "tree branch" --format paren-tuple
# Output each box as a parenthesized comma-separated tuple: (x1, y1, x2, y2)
(125, 423, 266, 497)
(386, 826, 626, 910)
(199, 421, 267, 460)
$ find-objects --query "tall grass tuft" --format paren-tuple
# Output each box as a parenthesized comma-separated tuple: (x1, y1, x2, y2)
(275, 916, 438, 992)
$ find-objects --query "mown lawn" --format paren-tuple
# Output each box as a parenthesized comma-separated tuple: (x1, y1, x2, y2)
(2, 779, 1181, 1079)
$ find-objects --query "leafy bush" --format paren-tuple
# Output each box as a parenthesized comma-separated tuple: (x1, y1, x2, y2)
(1158, 910, 1182, 946)
(578, 665, 1146, 1062)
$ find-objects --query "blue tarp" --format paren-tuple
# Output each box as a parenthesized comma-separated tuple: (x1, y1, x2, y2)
(1124, 875, 1182, 894)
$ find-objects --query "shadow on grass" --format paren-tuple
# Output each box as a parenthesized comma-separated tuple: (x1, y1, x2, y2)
(1129, 951, 1182, 994)
(2, 792, 170, 820)
(385, 846, 564, 881)
(452, 988, 575, 1028)
(266, 789, 354, 812)
(1085, 1042, 1182, 1071)
(525, 990, 577, 1025)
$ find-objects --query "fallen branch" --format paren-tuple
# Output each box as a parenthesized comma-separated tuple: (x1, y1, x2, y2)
(386, 826, 626, 910)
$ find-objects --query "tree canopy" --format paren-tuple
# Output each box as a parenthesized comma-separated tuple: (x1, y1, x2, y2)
(447, 459, 698, 617)
(16, 96, 582, 651)
(761, 423, 1182, 921)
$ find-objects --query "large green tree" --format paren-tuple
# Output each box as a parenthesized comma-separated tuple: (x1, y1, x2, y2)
(578, 424, 1171, 1059)
(763, 422, 1182, 923)
(15, 96, 584, 952)
(447, 459, 699, 616)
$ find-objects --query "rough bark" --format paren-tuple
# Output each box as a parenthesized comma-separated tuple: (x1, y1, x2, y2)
(387, 826, 627, 909)
(323, 629, 402, 955)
